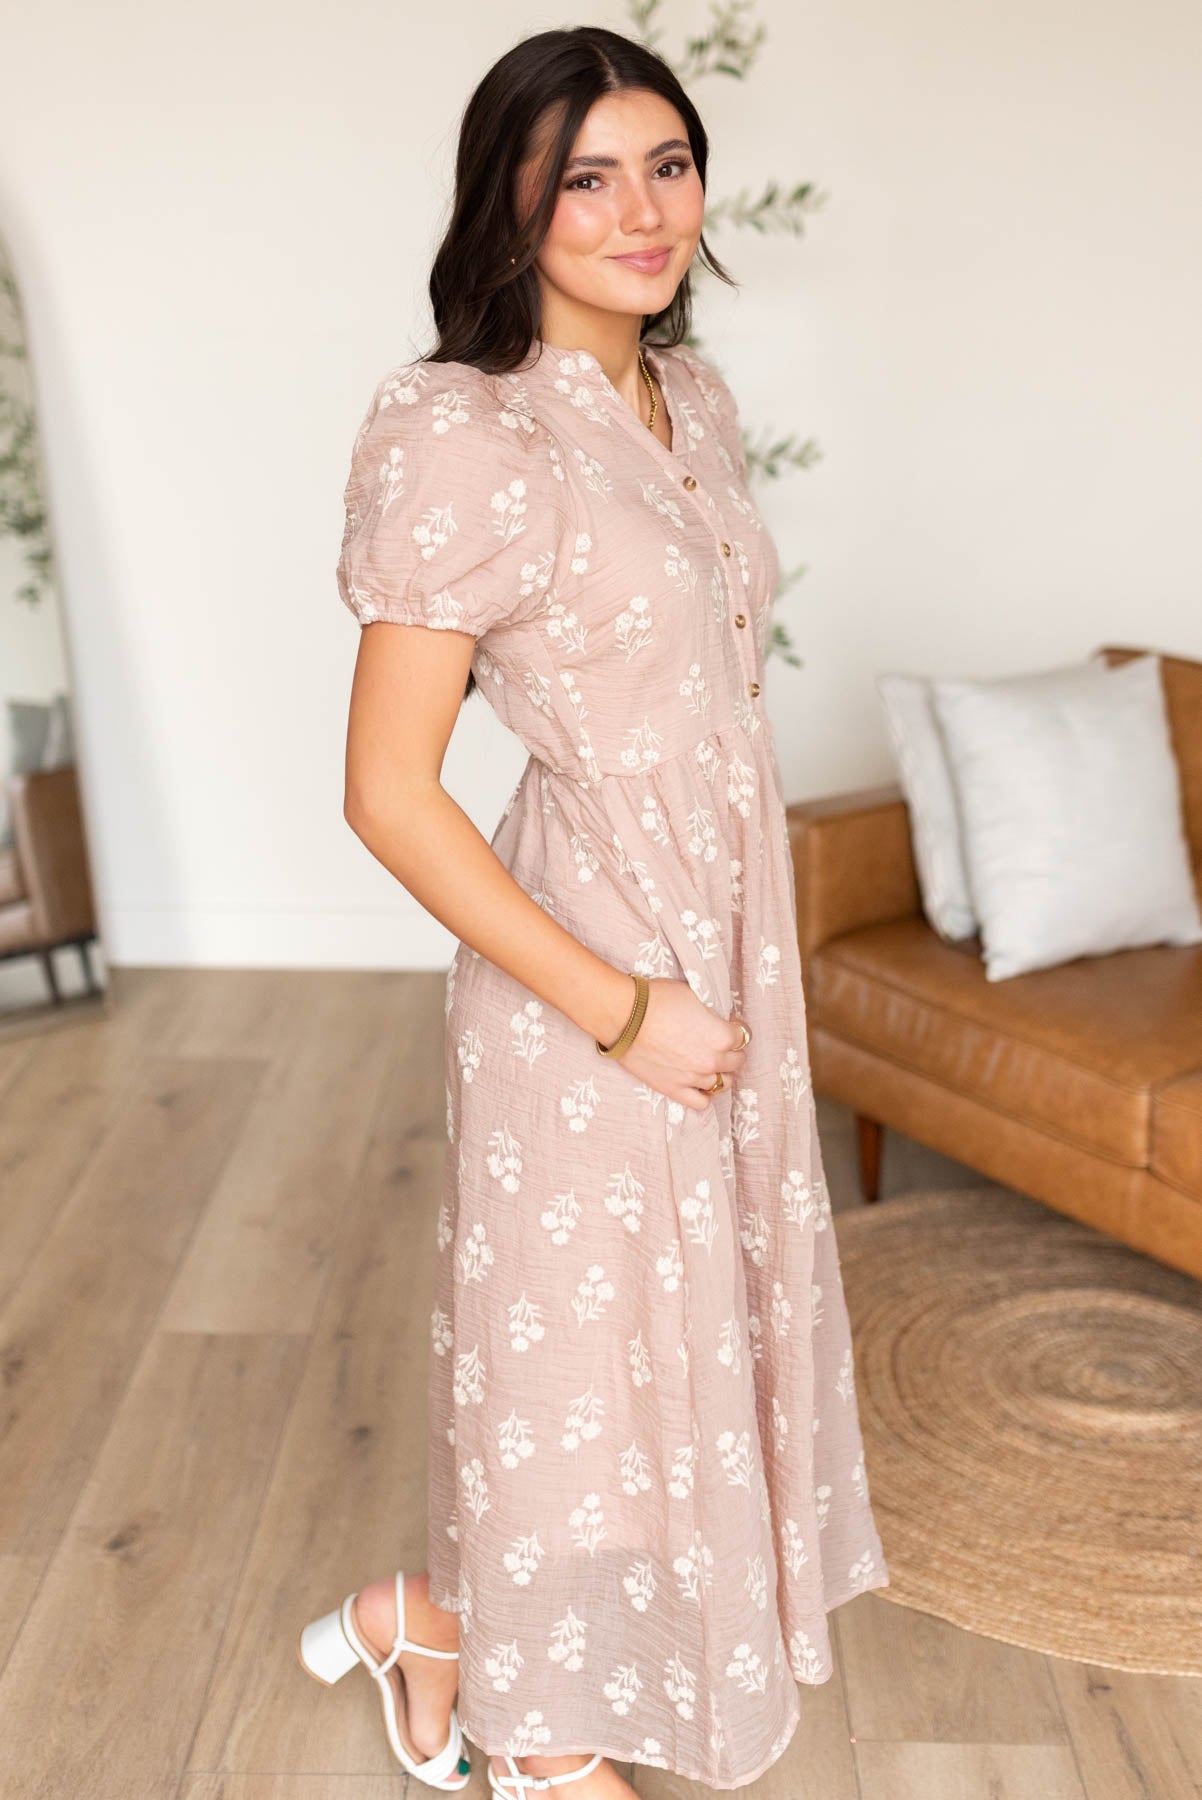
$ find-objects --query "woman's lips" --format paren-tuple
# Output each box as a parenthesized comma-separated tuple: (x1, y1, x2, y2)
(610, 247, 672, 273)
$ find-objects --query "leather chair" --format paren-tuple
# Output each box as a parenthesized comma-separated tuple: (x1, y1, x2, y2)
(0, 763, 100, 1003)
(786, 646, 1202, 1281)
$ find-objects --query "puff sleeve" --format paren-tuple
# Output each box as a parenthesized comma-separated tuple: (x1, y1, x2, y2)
(335, 364, 560, 637)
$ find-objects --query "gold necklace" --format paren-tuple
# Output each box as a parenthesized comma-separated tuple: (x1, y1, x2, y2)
(637, 347, 658, 431)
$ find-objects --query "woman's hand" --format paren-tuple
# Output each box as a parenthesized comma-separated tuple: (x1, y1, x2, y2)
(609, 977, 750, 1110)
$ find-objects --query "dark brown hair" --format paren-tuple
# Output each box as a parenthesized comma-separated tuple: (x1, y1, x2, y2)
(418, 25, 738, 698)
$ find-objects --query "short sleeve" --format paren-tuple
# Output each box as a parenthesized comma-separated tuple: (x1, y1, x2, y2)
(335, 363, 560, 636)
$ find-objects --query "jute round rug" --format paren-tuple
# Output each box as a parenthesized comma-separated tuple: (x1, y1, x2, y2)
(834, 1185, 1202, 1675)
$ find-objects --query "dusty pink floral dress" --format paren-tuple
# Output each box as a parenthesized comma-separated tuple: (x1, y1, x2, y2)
(336, 336, 889, 1788)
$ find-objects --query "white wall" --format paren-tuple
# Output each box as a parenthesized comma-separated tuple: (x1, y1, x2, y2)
(2, 0, 1198, 969)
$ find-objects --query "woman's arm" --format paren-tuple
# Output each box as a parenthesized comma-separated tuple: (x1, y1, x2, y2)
(345, 620, 641, 1049)
(344, 623, 748, 1106)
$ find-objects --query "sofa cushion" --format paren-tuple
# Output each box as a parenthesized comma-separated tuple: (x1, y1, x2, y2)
(812, 915, 1202, 1167)
(1154, 1071, 1202, 1202)
(931, 652, 1202, 981)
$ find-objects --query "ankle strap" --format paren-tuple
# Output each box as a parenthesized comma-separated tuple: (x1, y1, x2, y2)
(375, 1568, 458, 1674)
(495, 1752, 605, 1791)
(347, 1569, 460, 1677)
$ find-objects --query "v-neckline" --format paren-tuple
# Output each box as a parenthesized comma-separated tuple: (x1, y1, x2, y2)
(526, 338, 681, 464)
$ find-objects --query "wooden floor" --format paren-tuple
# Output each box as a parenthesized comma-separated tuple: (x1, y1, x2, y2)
(0, 966, 1198, 1800)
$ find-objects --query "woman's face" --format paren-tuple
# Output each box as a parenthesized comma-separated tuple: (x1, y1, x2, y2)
(522, 88, 705, 324)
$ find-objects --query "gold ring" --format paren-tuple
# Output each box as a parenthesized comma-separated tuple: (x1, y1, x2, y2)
(736, 1021, 751, 1048)
(706, 1071, 725, 1094)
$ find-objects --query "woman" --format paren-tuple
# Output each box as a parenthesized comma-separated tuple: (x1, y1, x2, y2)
(300, 23, 888, 1797)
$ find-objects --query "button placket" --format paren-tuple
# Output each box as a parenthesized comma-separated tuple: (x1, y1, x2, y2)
(554, 346, 759, 699)
(673, 470, 759, 699)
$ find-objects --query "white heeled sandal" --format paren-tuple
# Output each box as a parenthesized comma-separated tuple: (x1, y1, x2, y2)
(488, 1751, 606, 1795)
(298, 1568, 470, 1790)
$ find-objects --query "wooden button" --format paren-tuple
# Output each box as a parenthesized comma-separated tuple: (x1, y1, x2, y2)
(720, 541, 732, 556)
(682, 474, 697, 490)
(734, 613, 747, 628)
(748, 681, 760, 697)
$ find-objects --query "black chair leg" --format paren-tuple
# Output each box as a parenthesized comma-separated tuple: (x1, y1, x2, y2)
(856, 1113, 883, 1203)
(39, 946, 62, 1004)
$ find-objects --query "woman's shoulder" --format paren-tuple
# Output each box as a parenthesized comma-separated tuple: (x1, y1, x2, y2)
(355, 354, 524, 442)
(346, 353, 564, 503)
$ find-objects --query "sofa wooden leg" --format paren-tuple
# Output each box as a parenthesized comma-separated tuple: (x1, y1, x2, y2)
(856, 1114, 883, 1203)
(39, 947, 62, 1004)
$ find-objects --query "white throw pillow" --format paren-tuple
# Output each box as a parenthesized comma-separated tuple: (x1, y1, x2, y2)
(930, 653, 1202, 980)
(876, 671, 978, 941)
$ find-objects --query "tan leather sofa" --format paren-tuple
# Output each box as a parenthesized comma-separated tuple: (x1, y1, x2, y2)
(786, 645, 1202, 1282)
(0, 764, 100, 1003)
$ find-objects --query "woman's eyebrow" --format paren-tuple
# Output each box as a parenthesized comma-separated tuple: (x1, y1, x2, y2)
(563, 138, 691, 172)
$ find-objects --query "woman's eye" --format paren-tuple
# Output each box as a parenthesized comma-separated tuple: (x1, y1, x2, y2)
(564, 159, 693, 193)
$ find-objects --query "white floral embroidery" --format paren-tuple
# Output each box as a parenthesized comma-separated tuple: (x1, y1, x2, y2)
(732, 1087, 761, 1151)
(789, 1629, 824, 1682)
(679, 1179, 718, 1253)
(656, 1238, 684, 1291)
(663, 1652, 697, 1720)
(603, 1162, 645, 1233)
(716, 1428, 755, 1488)
(460, 1457, 490, 1522)
(540, 1186, 582, 1244)
(503, 1710, 552, 1756)
(548, 1605, 589, 1667)
(673, 1531, 715, 1601)
(716, 1315, 742, 1374)
(498, 1409, 536, 1468)
(457, 1025, 484, 1082)
(603, 1662, 642, 1716)
(850, 1550, 882, 1590)
(457, 1220, 493, 1284)
(622, 1559, 656, 1612)
(508, 1291, 546, 1352)
(509, 999, 547, 1067)
(567, 1494, 606, 1556)
(667, 1442, 695, 1499)
(561, 1386, 605, 1450)
(780, 1044, 810, 1105)
(571, 1264, 614, 1324)
(485, 1124, 522, 1193)
(745, 1555, 768, 1610)
(615, 594, 653, 658)
(782, 1517, 809, 1577)
(503, 1530, 545, 1585)
(620, 717, 665, 772)
(558, 1075, 599, 1132)
(484, 1639, 523, 1692)
(680, 908, 724, 961)
(725, 1643, 768, 1694)
(452, 1345, 486, 1406)
(618, 1439, 653, 1495)
(739, 1204, 770, 1265)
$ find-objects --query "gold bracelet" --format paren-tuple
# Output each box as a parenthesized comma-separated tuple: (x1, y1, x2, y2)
(596, 973, 649, 1058)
